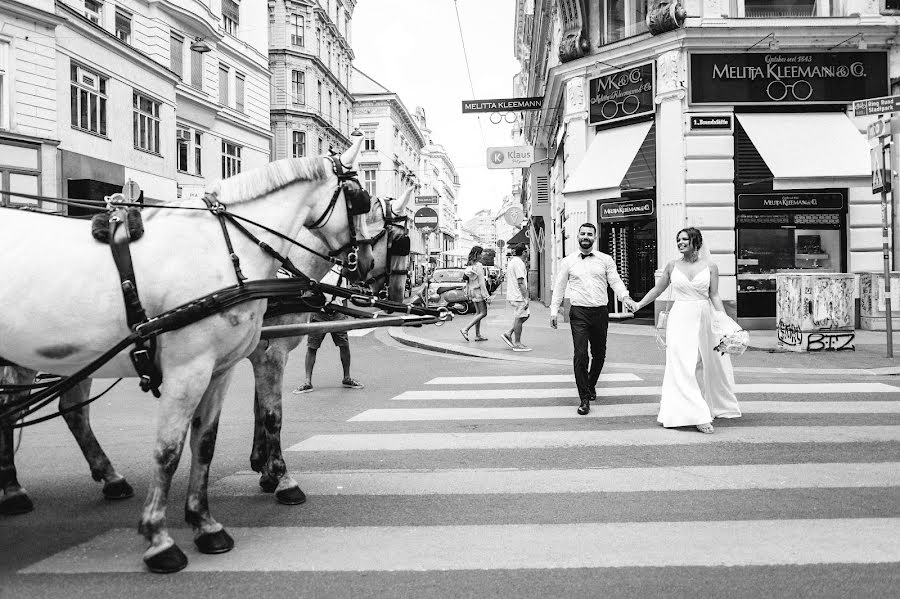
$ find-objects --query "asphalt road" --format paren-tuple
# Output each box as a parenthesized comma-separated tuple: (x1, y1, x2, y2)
(1, 329, 899, 598)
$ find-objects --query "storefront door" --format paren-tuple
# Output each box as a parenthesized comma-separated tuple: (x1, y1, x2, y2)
(599, 211, 657, 319)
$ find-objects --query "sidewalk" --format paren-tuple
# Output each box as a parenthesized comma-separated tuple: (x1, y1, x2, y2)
(389, 298, 900, 376)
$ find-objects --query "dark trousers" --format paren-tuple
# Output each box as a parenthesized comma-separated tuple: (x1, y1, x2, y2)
(569, 305, 609, 402)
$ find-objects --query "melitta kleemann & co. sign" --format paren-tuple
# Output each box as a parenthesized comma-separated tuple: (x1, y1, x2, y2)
(589, 62, 654, 126)
(690, 52, 888, 105)
(600, 199, 654, 221)
(737, 193, 844, 211)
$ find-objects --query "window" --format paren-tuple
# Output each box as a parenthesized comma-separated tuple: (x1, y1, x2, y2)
(170, 35, 183, 79)
(316, 28, 321, 57)
(317, 80, 322, 112)
(291, 70, 305, 105)
(219, 63, 229, 105)
(741, 0, 817, 17)
(222, 141, 241, 178)
(346, 109, 350, 135)
(70, 64, 108, 136)
(337, 99, 342, 130)
(0, 42, 7, 130)
(599, 0, 648, 45)
(223, 0, 240, 35)
(235, 73, 245, 112)
(363, 130, 376, 151)
(291, 14, 304, 46)
(317, 137, 323, 155)
(115, 10, 132, 43)
(84, 0, 102, 24)
(328, 90, 333, 122)
(292, 131, 306, 157)
(190, 47, 203, 89)
(133, 92, 161, 154)
(363, 169, 376, 196)
(326, 41, 332, 69)
(176, 126, 202, 175)
(0, 141, 43, 209)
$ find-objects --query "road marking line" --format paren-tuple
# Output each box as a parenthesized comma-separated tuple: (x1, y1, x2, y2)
(424, 374, 640, 385)
(393, 383, 898, 400)
(210, 463, 900, 496)
(21, 519, 900, 573)
(289, 425, 900, 451)
(347, 329, 372, 337)
(350, 402, 900, 422)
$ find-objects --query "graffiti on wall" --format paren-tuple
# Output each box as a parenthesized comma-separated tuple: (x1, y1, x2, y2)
(776, 273, 856, 352)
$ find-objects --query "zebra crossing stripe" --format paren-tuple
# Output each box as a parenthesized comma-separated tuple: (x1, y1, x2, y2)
(424, 374, 640, 385)
(288, 425, 900, 451)
(21, 519, 900, 573)
(210, 462, 900, 496)
(393, 382, 898, 400)
(349, 401, 900, 422)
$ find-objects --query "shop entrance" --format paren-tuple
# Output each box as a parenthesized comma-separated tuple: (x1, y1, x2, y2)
(599, 216, 657, 320)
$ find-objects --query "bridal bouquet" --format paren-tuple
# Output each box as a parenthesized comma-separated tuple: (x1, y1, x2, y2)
(710, 311, 750, 356)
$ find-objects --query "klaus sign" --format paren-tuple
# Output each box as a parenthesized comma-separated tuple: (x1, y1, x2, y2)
(486, 146, 534, 169)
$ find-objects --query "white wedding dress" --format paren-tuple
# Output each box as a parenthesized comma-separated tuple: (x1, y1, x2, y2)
(658, 265, 742, 428)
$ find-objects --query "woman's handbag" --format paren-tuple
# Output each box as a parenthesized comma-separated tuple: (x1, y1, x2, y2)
(655, 288, 673, 350)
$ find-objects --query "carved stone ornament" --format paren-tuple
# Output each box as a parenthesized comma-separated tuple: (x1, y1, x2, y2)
(646, 0, 687, 36)
(557, 0, 590, 63)
(656, 50, 684, 95)
(565, 76, 586, 115)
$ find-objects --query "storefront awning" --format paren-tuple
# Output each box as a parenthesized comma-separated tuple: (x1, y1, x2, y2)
(562, 120, 653, 200)
(507, 228, 528, 245)
(735, 113, 870, 191)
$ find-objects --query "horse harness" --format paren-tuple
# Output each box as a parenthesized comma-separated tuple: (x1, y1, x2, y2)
(362, 197, 411, 289)
(94, 156, 370, 397)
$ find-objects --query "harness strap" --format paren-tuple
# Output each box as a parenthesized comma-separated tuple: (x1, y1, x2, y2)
(203, 195, 247, 285)
(108, 217, 163, 398)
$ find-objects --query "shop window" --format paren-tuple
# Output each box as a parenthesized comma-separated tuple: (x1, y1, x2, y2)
(70, 64, 108, 136)
(291, 14, 304, 46)
(363, 169, 376, 196)
(190, 47, 203, 90)
(291, 70, 305, 105)
(133, 92, 161, 154)
(0, 141, 42, 209)
(235, 73, 245, 112)
(115, 9, 132, 43)
(223, 0, 240, 36)
(598, 0, 648, 45)
(222, 140, 242, 178)
(170, 35, 183, 79)
(292, 131, 306, 157)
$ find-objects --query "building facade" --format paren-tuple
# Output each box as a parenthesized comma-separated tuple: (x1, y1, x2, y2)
(516, 0, 899, 330)
(269, 0, 354, 162)
(0, 0, 270, 211)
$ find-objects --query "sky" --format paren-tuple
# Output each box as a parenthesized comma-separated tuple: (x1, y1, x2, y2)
(352, 0, 522, 221)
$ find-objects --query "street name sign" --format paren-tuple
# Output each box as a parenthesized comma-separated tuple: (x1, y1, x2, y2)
(486, 146, 534, 169)
(413, 207, 438, 231)
(854, 95, 900, 117)
(461, 97, 543, 114)
(415, 195, 439, 205)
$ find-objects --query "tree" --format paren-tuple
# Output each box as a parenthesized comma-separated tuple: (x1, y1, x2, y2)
(481, 248, 496, 266)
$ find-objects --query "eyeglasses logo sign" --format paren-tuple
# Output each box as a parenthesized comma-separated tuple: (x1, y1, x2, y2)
(588, 62, 655, 126)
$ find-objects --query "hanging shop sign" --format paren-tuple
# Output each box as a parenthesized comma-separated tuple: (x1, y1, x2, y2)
(461, 97, 543, 113)
(588, 62, 655, 126)
(737, 192, 844, 211)
(487, 146, 534, 169)
(689, 52, 888, 105)
(689, 115, 733, 131)
(599, 198, 655, 221)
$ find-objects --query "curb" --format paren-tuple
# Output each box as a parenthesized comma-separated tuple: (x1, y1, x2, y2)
(387, 328, 900, 376)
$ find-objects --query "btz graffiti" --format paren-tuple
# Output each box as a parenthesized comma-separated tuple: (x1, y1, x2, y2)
(806, 332, 855, 352)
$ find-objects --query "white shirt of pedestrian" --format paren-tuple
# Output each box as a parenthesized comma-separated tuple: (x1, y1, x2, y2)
(549, 251, 630, 318)
(506, 256, 527, 302)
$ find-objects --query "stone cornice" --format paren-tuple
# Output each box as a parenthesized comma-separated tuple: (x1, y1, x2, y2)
(148, 0, 220, 41)
(4, 0, 66, 27)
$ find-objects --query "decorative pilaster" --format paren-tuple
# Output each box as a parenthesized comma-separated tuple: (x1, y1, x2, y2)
(655, 50, 687, 272)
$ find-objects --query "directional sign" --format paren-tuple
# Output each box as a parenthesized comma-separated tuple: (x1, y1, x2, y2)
(413, 207, 438, 231)
(415, 195, 439, 205)
(486, 146, 534, 170)
(854, 95, 900, 117)
(868, 118, 892, 140)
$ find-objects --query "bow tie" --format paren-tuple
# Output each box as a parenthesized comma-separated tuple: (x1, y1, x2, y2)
(580, 253, 593, 259)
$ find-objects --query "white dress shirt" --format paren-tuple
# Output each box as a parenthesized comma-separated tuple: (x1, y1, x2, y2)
(549, 250, 630, 318)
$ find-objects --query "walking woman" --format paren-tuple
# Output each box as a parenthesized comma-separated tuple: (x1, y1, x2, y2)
(633, 227, 741, 434)
(460, 245, 491, 342)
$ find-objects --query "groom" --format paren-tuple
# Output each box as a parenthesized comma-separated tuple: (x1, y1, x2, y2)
(550, 223, 637, 415)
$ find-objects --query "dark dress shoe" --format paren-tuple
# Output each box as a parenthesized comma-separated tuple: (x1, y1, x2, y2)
(589, 391, 596, 402)
(577, 399, 590, 415)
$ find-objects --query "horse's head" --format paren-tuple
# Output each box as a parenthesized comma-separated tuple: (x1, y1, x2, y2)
(354, 188, 412, 302)
(306, 134, 374, 279)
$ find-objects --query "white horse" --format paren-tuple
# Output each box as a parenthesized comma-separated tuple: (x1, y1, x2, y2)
(0, 139, 373, 573)
(248, 191, 413, 503)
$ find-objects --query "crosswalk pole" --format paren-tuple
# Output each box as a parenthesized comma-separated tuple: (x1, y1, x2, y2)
(880, 131, 893, 358)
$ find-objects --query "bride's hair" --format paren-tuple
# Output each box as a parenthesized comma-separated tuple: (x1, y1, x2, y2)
(676, 227, 703, 251)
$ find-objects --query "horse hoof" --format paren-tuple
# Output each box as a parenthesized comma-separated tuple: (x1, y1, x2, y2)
(275, 486, 307, 505)
(103, 479, 135, 500)
(144, 544, 188, 574)
(258, 476, 278, 494)
(194, 529, 234, 554)
(0, 493, 34, 515)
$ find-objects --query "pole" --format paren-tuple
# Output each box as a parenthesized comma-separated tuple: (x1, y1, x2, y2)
(880, 125, 894, 357)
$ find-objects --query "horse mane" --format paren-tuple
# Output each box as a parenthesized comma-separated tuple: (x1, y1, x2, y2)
(207, 157, 330, 205)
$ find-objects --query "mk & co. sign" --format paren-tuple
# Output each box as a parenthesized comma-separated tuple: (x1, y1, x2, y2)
(599, 199, 654, 221)
(690, 52, 888, 105)
(588, 62, 655, 126)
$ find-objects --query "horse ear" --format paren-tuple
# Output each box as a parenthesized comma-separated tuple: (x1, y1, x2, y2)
(392, 187, 414, 215)
(340, 130, 364, 169)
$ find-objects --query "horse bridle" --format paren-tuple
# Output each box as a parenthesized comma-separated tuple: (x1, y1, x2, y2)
(361, 196, 410, 289)
(307, 155, 372, 272)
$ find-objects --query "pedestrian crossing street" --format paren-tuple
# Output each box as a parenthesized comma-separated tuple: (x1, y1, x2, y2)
(21, 372, 900, 577)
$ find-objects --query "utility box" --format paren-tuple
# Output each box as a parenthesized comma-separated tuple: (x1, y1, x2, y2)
(859, 271, 900, 331)
(775, 272, 856, 352)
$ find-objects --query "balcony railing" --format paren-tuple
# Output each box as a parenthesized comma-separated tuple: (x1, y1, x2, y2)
(743, 5, 817, 17)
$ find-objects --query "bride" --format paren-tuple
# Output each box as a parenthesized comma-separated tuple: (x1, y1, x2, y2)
(634, 227, 741, 434)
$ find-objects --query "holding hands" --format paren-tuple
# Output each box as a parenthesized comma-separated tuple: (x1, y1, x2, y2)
(623, 297, 640, 312)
